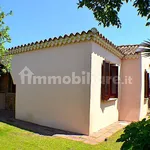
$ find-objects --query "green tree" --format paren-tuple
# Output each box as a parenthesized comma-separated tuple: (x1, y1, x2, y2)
(142, 40, 150, 57)
(0, 8, 12, 74)
(78, 0, 150, 28)
(117, 119, 150, 150)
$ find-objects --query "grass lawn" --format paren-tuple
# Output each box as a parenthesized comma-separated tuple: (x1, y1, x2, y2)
(0, 122, 123, 150)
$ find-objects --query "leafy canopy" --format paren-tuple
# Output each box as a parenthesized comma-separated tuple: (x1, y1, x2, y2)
(0, 8, 12, 74)
(142, 40, 150, 57)
(78, 0, 150, 28)
(117, 119, 150, 150)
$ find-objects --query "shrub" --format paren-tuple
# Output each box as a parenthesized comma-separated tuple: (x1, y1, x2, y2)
(117, 119, 150, 150)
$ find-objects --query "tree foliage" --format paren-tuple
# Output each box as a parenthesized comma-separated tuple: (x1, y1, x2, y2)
(117, 119, 150, 150)
(142, 40, 150, 57)
(0, 8, 12, 74)
(78, 0, 150, 28)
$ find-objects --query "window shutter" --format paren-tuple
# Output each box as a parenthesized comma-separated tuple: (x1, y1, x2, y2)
(101, 63, 105, 100)
(145, 70, 147, 98)
(110, 65, 118, 98)
(146, 72, 149, 98)
(147, 72, 149, 98)
(101, 61, 110, 100)
(145, 70, 149, 98)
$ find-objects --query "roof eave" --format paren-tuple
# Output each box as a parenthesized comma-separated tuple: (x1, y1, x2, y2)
(8, 28, 124, 59)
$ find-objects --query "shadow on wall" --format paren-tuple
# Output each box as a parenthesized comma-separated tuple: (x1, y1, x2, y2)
(92, 45, 120, 119)
(101, 100, 116, 113)
(0, 110, 83, 136)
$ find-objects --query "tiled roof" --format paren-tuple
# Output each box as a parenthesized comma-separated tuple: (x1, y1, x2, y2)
(117, 44, 140, 55)
(8, 28, 124, 58)
(8, 28, 141, 59)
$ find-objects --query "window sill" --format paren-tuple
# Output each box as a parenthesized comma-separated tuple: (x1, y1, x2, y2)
(102, 98, 118, 102)
(108, 98, 118, 101)
(144, 98, 149, 104)
(101, 98, 118, 101)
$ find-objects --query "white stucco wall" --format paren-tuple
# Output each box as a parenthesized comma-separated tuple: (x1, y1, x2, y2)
(11, 42, 92, 135)
(120, 57, 141, 121)
(11, 40, 147, 135)
(120, 55, 149, 122)
(139, 55, 149, 119)
(89, 42, 121, 134)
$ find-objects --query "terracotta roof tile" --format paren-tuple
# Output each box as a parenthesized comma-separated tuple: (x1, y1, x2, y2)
(117, 44, 140, 55)
(8, 28, 141, 58)
(7, 28, 124, 58)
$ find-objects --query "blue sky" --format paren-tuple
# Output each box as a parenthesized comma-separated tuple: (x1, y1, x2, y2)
(1, 0, 150, 48)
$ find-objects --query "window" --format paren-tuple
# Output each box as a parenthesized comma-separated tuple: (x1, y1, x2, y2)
(101, 61, 118, 100)
(144, 70, 149, 98)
